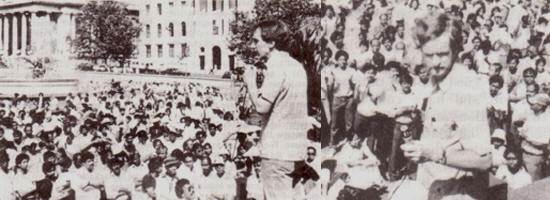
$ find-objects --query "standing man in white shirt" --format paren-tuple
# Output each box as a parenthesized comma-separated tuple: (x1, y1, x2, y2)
(242, 20, 310, 200)
(328, 50, 356, 147)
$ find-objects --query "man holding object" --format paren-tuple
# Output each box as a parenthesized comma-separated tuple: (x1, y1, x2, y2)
(401, 10, 493, 200)
(242, 20, 310, 200)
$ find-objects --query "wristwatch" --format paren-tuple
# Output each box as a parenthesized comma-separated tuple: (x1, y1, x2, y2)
(436, 148, 447, 165)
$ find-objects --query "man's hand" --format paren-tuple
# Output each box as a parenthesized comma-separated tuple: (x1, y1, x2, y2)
(401, 140, 444, 163)
(242, 65, 257, 88)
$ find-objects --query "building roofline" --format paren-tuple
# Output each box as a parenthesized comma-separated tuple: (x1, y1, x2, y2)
(0, 0, 138, 12)
(0, 0, 84, 10)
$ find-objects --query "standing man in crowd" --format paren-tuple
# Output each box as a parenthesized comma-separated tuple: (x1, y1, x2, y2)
(401, 10, 493, 200)
(243, 20, 310, 199)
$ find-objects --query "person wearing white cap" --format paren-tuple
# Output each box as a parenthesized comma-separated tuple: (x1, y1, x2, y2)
(516, 93, 550, 181)
(202, 156, 236, 200)
(156, 156, 181, 200)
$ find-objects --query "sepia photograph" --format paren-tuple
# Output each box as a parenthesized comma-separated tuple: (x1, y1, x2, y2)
(0, 0, 323, 199)
(321, 0, 550, 200)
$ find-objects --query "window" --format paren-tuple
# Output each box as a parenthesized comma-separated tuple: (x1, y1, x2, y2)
(169, 2, 174, 7)
(168, 23, 174, 37)
(212, 20, 218, 35)
(181, 1, 186, 6)
(181, 22, 186, 36)
(200, 0, 207, 12)
(212, 0, 217, 11)
(146, 45, 151, 58)
(157, 3, 162, 15)
(229, 55, 235, 70)
(181, 43, 189, 57)
(192, 0, 195, 9)
(145, 4, 150, 14)
(146, 24, 150, 38)
(157, 44, 163, 57)
(221, 0, 224, 11)
(157, 24, 162, 37)
(169, 44, 175, 58)
(221, 20, 224, 35)
(235, 0, 238, 9)
(229, 0, 233, 9)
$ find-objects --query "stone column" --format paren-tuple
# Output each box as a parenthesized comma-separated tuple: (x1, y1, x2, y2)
(12, 13, 18, 55)
(30, 12, 42, 56)
(3, 15, 8, 56)
(21, 13, 27, 54)
(70, 13, 76, 39)
(0, 16, 4, 53)
(57, 12, 70, 57)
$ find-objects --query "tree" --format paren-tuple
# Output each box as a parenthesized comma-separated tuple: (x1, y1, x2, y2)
(72, 1, 140, 68)
(229, 0, 322, 113)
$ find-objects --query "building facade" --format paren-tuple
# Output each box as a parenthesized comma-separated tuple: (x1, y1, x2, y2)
(0, 0, 83, 58)
(137, 0, 253, 75)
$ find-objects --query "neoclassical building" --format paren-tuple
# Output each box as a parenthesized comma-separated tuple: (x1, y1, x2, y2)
(137, 0, 254, 74)
(0, 0, 137, 59)
(0, 0, 83, 58)
(0, 0, 253, 75)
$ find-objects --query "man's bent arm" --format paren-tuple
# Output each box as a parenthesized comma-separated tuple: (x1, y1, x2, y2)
(247, 85, 273, 114)
(445, 149, 492, 171)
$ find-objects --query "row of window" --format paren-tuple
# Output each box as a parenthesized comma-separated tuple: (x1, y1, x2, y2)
(145, 0, 238, 15)
(145, 44, 190, 58)
(145, 20, 225, 38)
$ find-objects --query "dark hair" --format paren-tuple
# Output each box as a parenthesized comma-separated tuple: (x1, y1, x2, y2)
(42, 162, 56, 174)
(171, 149, 185, 161)
(330, 31, 344, 43)
(537, 57, 546, 66)
(503, 146, 522, 162)
(399, 73, 414, 85)
(43, 151, 56, 162)
(507, 54, 519, 64)
(16, 153, 29, 165)
(148, 157, 164, 173)
(182, 153, 195, 161)
(523, 67, 538, 78)
(386, 61, 401, 71)
(80, 151, 94, 163)
(489, 75, 504, 88)
(175, 178, 191, 198)
(461, 53, 473, 62)
(255, 20, 290, 52)
(361, 63, 376, 73)
(0, 151, 8, 163)
(414, 64, 426, 75)
(195, 131, 206, 139)
(412, 11, 463, 53)
(323, 48, 333, 60)
(372, 53, 385, 68)
(334, 50, 349, 61)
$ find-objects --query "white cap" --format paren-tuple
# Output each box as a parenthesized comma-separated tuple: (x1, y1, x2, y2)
(492, 129, 506, 143)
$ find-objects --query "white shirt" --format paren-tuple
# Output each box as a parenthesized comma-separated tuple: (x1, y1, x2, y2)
(494, 166, 532, 190)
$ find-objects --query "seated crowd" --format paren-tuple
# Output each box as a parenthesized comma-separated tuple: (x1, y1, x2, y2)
(0, 80, 319, 200)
